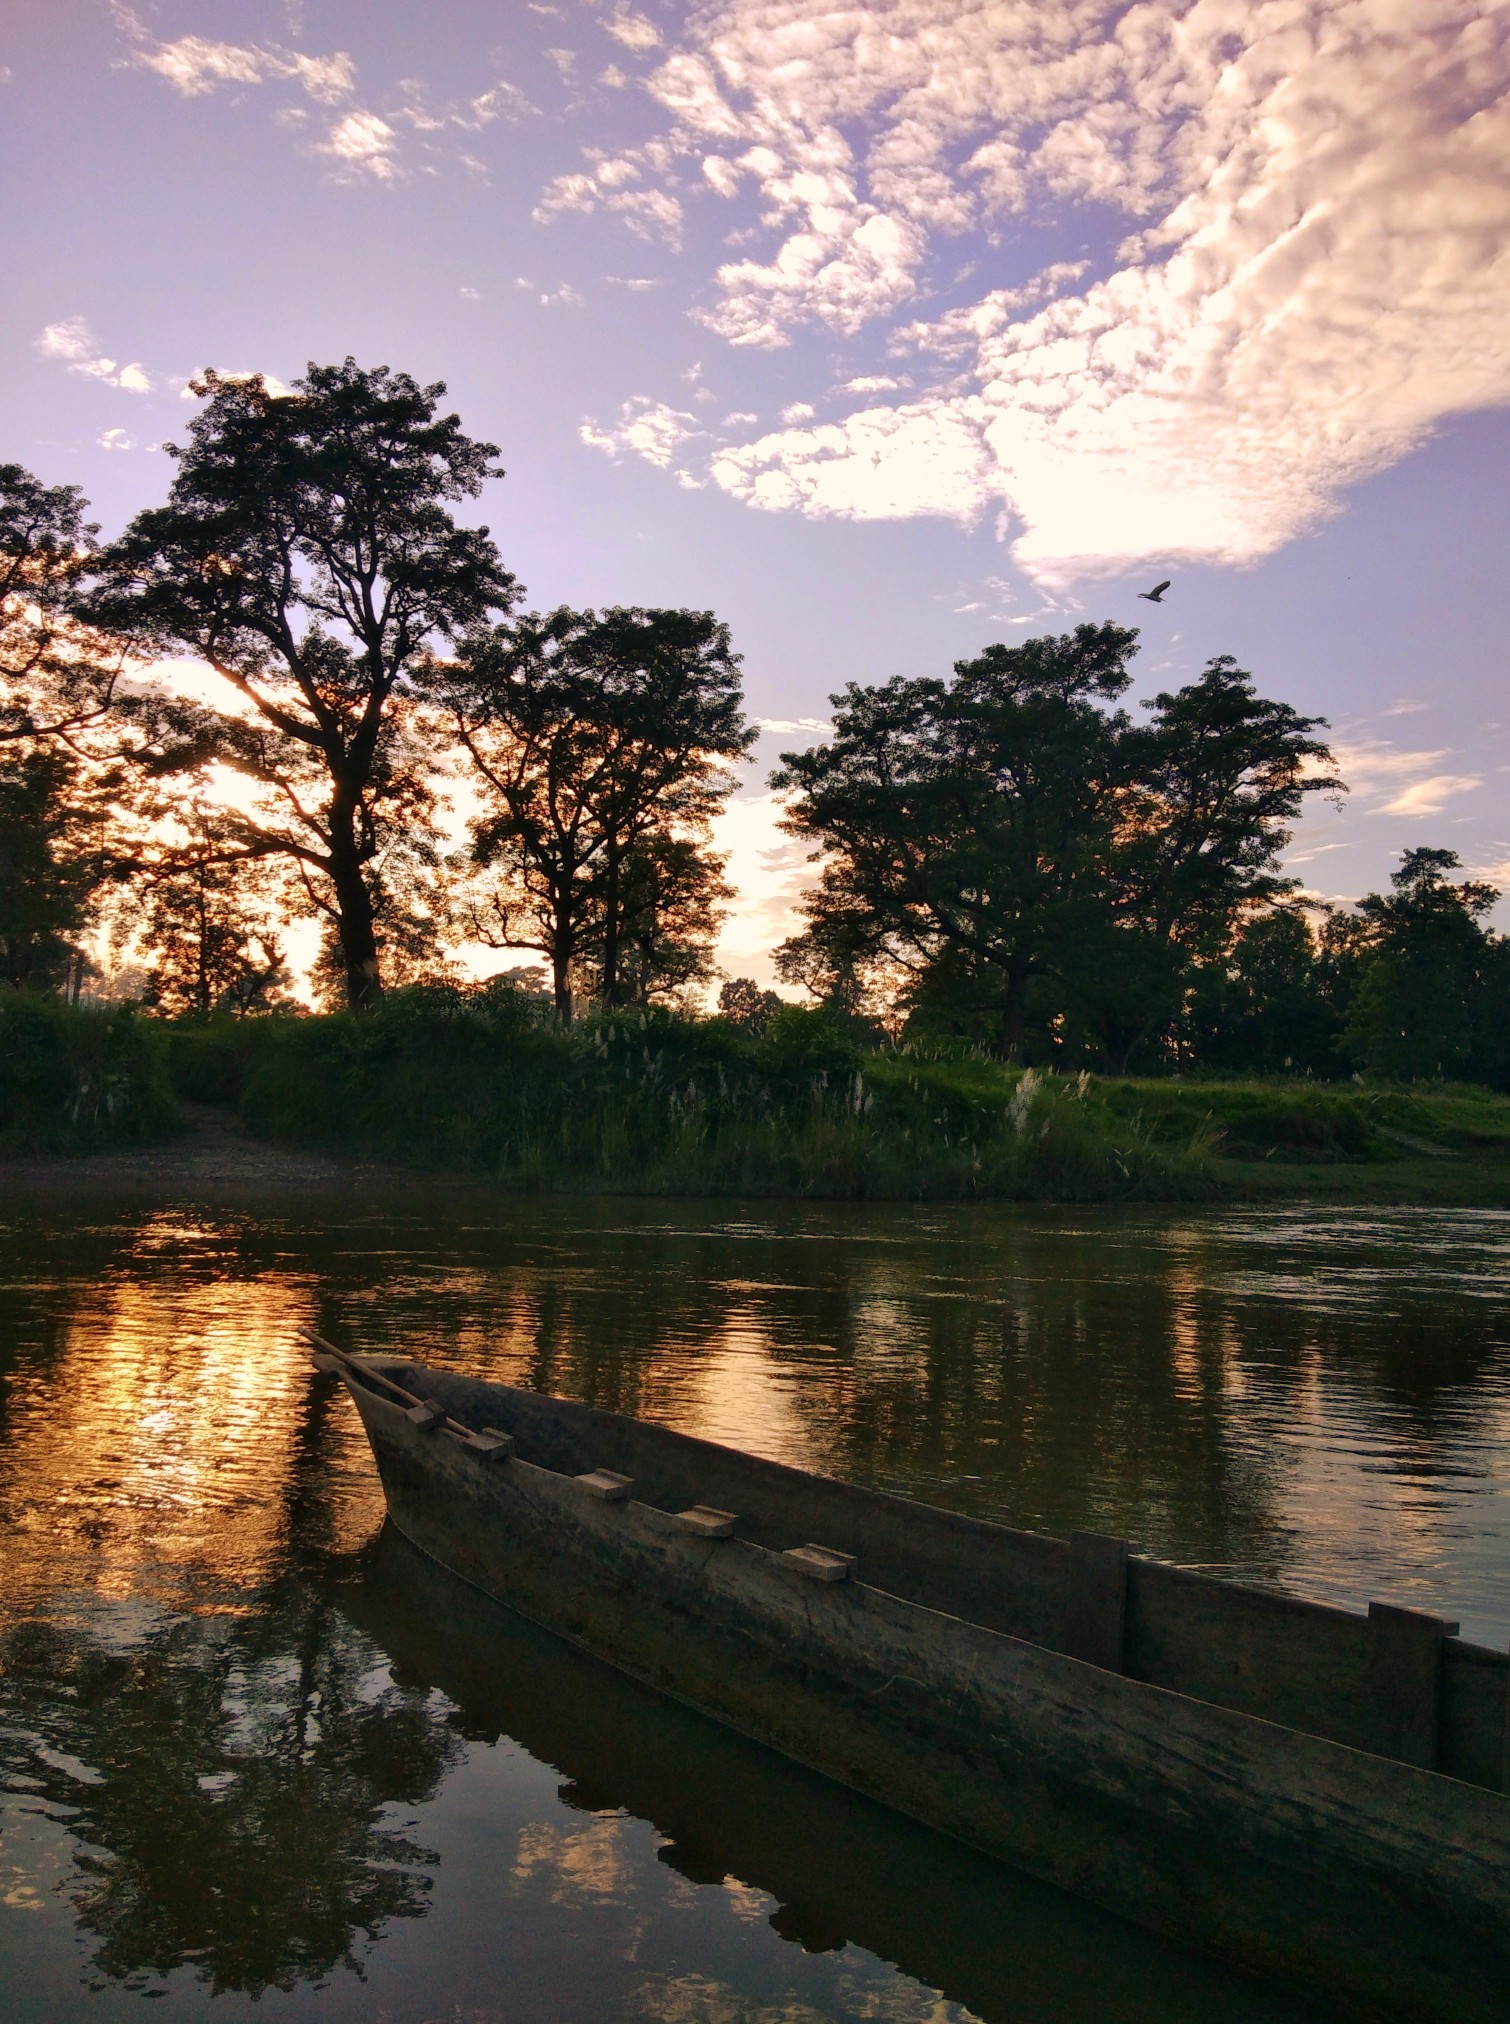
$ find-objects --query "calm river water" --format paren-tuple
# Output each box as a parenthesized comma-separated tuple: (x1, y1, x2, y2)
(2, 1188, 1508, 2022)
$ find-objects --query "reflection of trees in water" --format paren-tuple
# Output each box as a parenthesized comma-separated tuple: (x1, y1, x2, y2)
(0, 1581, 461, 1996)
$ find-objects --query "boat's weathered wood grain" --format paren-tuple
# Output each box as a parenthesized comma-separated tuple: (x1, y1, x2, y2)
(1063, 1532, 1128, 1671)
(361, 1356, 1509, 1792)
(334, 1366, 1510, 2024)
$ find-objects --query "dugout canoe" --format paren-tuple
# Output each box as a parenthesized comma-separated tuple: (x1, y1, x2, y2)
(307, 1331, 1510, 2023)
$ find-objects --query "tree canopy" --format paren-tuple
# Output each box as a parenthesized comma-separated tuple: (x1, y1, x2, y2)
(450, 605, 752, 1022)
(775, 626, 1340, 1065)
(87, 361, 518, 1009)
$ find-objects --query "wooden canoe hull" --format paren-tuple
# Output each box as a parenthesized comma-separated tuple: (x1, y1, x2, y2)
(334, 1358, 1510, 2023)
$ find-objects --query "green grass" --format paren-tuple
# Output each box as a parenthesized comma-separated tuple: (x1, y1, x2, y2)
(146, 993, 1510, 1205)
(0, 992, 178, 1154)
(162, 994, 1213, 1203)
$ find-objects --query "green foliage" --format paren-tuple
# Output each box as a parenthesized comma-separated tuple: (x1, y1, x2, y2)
(0, 992, 176, 1151)
(1343, 849, 1501, 1082)
(776, 627, 1337, 1066)
(0, 748, 106, 989)
(451, 604, 751, 1022)
(87, 361, 519, 1010)
(172, 987, 1210, 1201)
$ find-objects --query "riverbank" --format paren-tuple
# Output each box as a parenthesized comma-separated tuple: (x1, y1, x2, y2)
(4, 1098, 1510, 1209)
(8, 994, 1510, 1206)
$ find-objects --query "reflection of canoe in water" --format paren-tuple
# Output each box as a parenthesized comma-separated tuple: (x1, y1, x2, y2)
(345, 1525, 1309, 2024)
(310, 1332, 1510, 2024)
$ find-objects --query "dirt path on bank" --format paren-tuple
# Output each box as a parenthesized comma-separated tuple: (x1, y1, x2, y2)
(0, 1105, 436, 1204)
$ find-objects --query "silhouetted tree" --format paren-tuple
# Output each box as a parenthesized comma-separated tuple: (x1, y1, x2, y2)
(1344, 849, 1499, 1080)
(138, 823, 293, 1016)
(0, 746, 112, 989)
(718, 976, 784, 1035)
(603, 829, 731, 1006)
(1184, 909, 1346, 1076)
(775, 625, 1136, 1061)
(0, 463, 123, 748)
(87, 362, 517, 1009)
(450, 606, 751, 1023)
(777, 628, 1340, 1066)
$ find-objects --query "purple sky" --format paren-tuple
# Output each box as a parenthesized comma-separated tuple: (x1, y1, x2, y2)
(5, 1, 1509, 983)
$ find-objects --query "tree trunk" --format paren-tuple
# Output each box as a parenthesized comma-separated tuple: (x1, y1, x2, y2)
(327, 805, 383, 1011)
(552, 944, 573, 1028)
(1002, 959, 1030, 1064)
(599, 841, 622, 1009)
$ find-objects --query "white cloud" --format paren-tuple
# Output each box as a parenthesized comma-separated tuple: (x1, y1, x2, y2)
(98, 428, 134, 451)
(608, 188, 684, 246)
(604, 6, 661, 53)
(840, 374, 909, 395)
(779, 402, 815, 424)
(580, 397, 704, 469)
(36, 318, 153, 392)
(535, 172, 598, 221)
(711, 403, 997, 523)
(130, 32, 355, 103)
(590, 0, 1510, 578)
(1328, 739, 1484, 820)
(320, 110, 399, 179)
(1380, 775, 1484, 819)
(537, 158, 684, 246)
(702, 155, 741, 197)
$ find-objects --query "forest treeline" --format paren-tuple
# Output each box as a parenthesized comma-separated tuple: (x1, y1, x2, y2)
(3, 357, 1507, 1108)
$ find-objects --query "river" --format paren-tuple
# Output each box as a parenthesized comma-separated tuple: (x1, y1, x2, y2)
(2, 1188, 1508, 2021)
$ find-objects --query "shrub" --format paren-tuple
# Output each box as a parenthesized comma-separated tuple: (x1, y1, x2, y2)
(0, 992, 177, 1152)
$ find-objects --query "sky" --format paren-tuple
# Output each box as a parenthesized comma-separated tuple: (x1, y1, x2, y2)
(4, 0, 1510, 987)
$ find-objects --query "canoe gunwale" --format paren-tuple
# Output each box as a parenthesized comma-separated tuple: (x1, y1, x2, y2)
(326, 1351, 1510, 2023)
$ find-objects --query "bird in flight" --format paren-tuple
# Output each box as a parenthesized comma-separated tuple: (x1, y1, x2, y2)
(1138, 580, 1171, 603)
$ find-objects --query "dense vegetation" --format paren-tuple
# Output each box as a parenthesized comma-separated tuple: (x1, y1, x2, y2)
(0, 992, 174, 1153)
(149, 986, 1508, 1204)
(3, 359, 1508, 1200)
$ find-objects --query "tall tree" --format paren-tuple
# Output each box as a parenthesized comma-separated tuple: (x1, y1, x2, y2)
(1344, 848, 1499, 1081)
(775, 624, 1136, 1060)
(450, 606, 751, 1023)
(777, 629, 1341, 1065)
(0, 464, 123, 749)
(87, 362, 517, 1009)
(138, 823, 293, 1018)
(0, 746, 111, 990)
(1090, 656, 1340, 1065)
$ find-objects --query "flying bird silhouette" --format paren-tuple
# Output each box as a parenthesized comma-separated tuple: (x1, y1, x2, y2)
(1138, 580, 1171, 602)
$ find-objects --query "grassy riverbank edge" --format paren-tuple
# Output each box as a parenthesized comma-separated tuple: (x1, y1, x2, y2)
(9, 995, 1510, 1206)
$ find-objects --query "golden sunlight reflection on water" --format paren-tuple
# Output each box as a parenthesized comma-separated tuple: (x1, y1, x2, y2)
(12, 1196, 1499, 2022)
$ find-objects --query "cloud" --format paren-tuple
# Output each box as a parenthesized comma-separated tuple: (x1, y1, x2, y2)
(119, 17, 528, 178)
(536, 159, 684, 246)
(710, 402, 998, 523)
(319, 110, 400, 179)
(129, 31, 355, 103)
(36, 318, 153, 392)
(585, 0, 1510, 578)
(98, 428, 134, 451)
(603, 6, 661, 53)
(1328, 738, 1484, 820)
(1380, 774, 1484, 818)
(580, 398, 704, 469)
